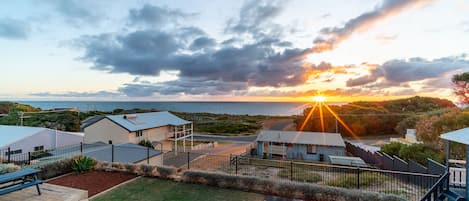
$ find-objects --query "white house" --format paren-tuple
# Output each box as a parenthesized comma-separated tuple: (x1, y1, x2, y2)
(0, 125, 84, 158)
(82, 111, 193, 152)
(256, 130, 346, 162)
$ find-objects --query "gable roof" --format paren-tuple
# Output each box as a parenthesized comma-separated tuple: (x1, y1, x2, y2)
(0, 125, 47, 147)
(256, 130, 345, 147)
(0, 125, 84, 147)
(84, 111, 191, 132)
(440, 127, 469, 145)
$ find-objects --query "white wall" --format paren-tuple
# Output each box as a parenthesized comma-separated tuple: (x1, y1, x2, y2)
(2, 129, 83, 160)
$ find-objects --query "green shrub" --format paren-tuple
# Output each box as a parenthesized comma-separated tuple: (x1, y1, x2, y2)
(71, 156, 96, 173)
(0, 164, 20, 174)
(277, 168, 322, 183)
(381, 142, 405, 157)
(325, 172, 389, 188)
(139, 140, 153, 148)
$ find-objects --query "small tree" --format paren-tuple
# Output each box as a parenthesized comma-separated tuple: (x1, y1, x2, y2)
(452, 72, 469, 104)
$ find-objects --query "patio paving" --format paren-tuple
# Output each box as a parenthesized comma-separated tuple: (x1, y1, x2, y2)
(0, 183, 87, 201)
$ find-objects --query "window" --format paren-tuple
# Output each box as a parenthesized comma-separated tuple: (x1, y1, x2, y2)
(306, 145, 316, 154)
(4, 149, 22, 155)
(135, 130, 143, 137)
(34, 146, 44, 151)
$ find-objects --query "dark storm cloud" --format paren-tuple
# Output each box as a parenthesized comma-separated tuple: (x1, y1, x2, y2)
(128, 4, 195, 27)
(30, 91, 120, 98)
(346, 55, 469, 87)
(309, 0, 432, 53)
(0, 18, 30, 39)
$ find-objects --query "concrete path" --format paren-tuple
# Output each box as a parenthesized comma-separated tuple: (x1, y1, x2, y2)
(0, 183, 87, 201)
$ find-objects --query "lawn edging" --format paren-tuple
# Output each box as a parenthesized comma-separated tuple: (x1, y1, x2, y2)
(182, 170, 407, 201)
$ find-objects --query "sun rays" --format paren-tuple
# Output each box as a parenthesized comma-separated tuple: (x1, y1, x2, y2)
(299, 95, 361, 140)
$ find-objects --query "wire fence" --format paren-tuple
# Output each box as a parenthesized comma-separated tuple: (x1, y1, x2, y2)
(180, 154, 442, 201)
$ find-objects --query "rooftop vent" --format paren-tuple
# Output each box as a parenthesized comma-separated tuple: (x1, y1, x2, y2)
(123, 114, 137, 119)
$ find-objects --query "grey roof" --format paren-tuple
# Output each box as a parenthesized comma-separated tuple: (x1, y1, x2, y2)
(80, 115, 105, 130)
(256, 130, 345, 147)
(84, 143, 161, 163)
(441, 127, 469, 145)
(83, 111, 191, 132)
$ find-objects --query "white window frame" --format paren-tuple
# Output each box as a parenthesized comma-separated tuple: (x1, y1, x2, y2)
(306, 145, 317, 154)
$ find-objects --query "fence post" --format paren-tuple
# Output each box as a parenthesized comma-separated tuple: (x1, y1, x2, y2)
(230, 154, 232, 168)
(187, 152, 190, 169)
(111, 144, 114, 163)
(147, 147, 150, 164)
(7, 147, 10, 163)
(290, 160, 293, 181)
(235, 155, 238, 175)
(80, 142, 83, 154)
(28, 152, 31, 165)
(357, 167, 360, 189)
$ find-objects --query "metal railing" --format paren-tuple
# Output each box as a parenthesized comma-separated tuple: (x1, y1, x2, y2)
(420, 171, 449, 201)
(182, 154, 442, 201)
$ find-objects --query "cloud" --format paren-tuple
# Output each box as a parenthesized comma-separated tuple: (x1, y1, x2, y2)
(50, 0, 102, 27)
(76, 0, 312, 97)
(346, 55, 469, 87)
(119, 79, 247, 97)
(225, 0, 286, 35)
(309, 0, 432, 53)
(128, 4, 195, 27)
(30, 91, 120, 98)
(0, 18, 30, 40)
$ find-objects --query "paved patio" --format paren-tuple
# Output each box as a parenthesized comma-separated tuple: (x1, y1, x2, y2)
(0, 183, 87, 201)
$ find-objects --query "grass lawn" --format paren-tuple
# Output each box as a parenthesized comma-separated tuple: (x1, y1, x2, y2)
(92, 177, 265, 201)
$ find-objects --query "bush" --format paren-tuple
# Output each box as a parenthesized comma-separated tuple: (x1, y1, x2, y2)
(325, 172, 389, 188)
(277, 168, 322, 183)
(139, 164, 154, 176)
(381, 142, 405, 157)
(156, 166, 177, 179)
(0, 164, 20, 174)
(139, 140, 153, 148)
(182, 170, 405, 201)
(36, 157, 75, 179)
(381, 142, 443, 164)
(71, 155, 96, 173)
(124, 163, 138, 174)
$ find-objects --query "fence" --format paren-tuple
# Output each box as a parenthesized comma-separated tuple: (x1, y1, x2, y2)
(0, 142, 162, 167)
(345, 141, 446, 175)
(177, 153, 441, 201)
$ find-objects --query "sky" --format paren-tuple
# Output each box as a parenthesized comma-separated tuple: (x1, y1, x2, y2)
(1, 0, 468, 102)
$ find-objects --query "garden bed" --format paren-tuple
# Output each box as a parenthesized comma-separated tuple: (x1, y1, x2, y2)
(47, 171, 137, 197)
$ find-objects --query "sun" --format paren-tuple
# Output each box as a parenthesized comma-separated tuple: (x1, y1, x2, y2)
(312, 95, 326, 102)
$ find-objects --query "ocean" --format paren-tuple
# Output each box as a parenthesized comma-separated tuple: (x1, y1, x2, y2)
(17, 101, 321, 116)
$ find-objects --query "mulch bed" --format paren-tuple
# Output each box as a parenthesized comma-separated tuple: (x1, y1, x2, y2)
(47, 171, 137, 197)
